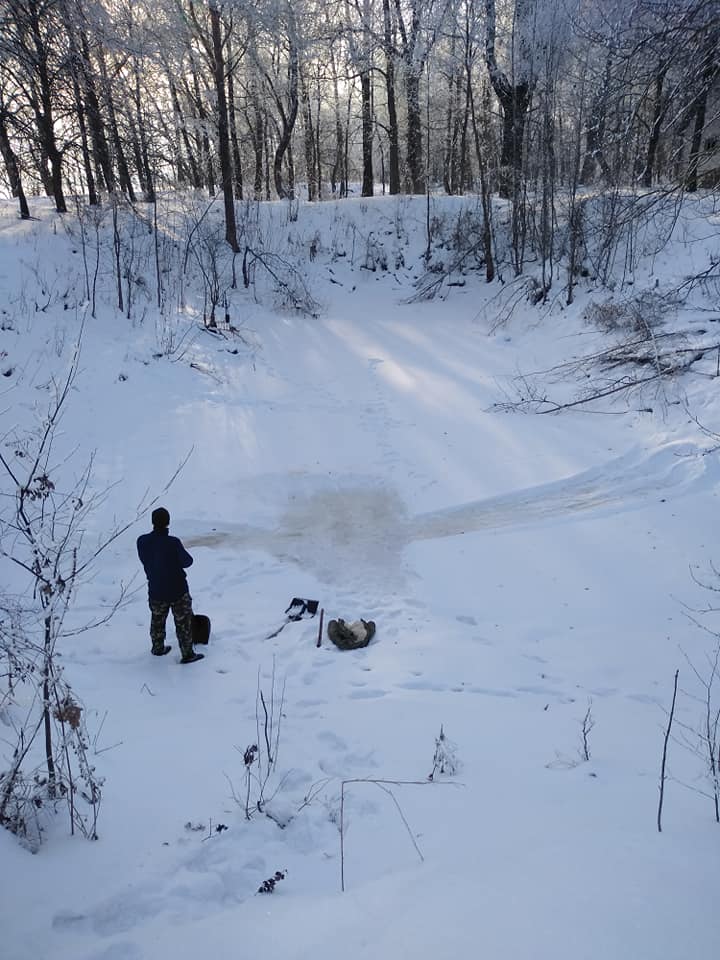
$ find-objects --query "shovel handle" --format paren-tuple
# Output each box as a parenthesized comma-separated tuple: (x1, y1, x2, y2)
(316, 608, 324, 647)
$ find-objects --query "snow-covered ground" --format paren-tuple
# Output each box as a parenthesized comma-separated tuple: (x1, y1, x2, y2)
(1, 194, 719, 960)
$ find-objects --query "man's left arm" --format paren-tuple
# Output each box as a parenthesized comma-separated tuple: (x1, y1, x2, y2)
(177, 540, 194, 569)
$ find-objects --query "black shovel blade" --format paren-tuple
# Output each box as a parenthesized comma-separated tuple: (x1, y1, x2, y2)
(285, 598, 319, 620)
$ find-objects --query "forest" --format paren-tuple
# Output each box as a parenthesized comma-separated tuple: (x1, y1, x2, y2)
(1, 0, 718, 282)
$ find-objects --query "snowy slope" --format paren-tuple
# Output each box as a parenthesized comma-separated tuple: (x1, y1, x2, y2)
(1, 195, 719, 960)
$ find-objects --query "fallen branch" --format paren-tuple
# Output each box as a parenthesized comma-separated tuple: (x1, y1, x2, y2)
(339, 777, 458, 892)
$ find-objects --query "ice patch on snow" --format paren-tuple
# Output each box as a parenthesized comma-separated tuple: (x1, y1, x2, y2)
(187, 441, 707, 584)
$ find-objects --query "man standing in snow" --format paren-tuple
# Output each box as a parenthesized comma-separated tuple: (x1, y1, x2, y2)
(136, 507, 204, 664)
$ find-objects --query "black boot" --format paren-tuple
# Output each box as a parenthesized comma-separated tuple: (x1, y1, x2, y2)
(152, 645, 172, 656)
(180, 651, 204, 664)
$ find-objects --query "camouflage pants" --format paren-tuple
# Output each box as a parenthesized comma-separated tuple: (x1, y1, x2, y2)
(149, 593, 193, 658)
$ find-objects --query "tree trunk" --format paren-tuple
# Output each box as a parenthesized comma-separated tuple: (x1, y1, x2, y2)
(264, 125, 272, 199)
(469, 80, 495, 283)
(36, 147, 54, 197)
(301, 72, 317, 200)
(227, 55, 244, 200)
(209, 0, 238, 250)
(685, 39, 718, 194)
(484, 0, 534, 199)
(169, 77, 202, 189)
(580, 52, 612, 185)
(332, 99, 343, 195)
(0, 113, 30, 219)
(97, 47, 135, 200)
(459, 67, 471, 192)
(250, 94, 264, 197)
(331, 51, 344, 196)
(499, 84, 531, 175)
(47, 141, 67, 213)
(405, 68, 424, 193)
(361, 71, 374, 196)
(188, 67, 214, 196)
(315, 78, 323, 198)
(72, 73, 98, 205)
(382, 0, 400, 195)
(129, 119, 147, 197)
(273, 42, 299, 199)
(26, 0, 67, 211)
(642, 71, 666, 189)
(133, 59, 155, 202)
(686, 82, 709, 193)
(78, 31, 114, 192)
(62, 16, 99, 203)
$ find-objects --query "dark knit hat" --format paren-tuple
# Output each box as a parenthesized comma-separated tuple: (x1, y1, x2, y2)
(151, 507, 170, 529)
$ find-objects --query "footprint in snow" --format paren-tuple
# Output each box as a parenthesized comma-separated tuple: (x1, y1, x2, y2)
(467, 686, 518, 699)
(516, 684, 570, 697)
(317, 730, 348, 750)
(52, 911, 89, 932)
(471, 635, 495, 646)
(396, 679, 447, 692)
(83, 943, 144, 960)
(89, 893, 163, 937)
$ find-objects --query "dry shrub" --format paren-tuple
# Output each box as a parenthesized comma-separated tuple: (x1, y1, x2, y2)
(585, 291, 676, 336)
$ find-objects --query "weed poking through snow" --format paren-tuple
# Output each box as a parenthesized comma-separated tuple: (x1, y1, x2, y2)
(428, 725, 460, 780)
(258, 870, 286, 894)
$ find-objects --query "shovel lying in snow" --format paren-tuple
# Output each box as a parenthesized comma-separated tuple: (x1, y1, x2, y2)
(265, 598, 319, 639)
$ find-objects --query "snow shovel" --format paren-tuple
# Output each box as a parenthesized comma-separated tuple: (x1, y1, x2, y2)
(266, 598, 319, 639)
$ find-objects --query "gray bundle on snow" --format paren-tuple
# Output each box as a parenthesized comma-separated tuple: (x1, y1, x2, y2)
(327, 618, 376, 650)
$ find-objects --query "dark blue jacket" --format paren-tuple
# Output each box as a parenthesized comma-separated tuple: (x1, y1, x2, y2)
(137, 528, 193, 602)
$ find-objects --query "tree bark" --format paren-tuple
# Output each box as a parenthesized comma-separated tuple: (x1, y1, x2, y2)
(188, 66, 214, 196)
(78, 30, 114, 193)
(484, 0, 534, 198)
(405, 68, 424, 193)
(580, 52, 612, 185)
(685, 40, 718, 193)
(361, 71, 374, 196)
(169, 77, 202, 189)
(0, 111, 30, 219)
(469, 80, 495, 282)
(227, 49, 244, 200)
(273, 32, 299, 200)
(25, 0, 67, 211)
(642, 70, 666, 189)
(686, 82, 709, 192)
(249, 92, 264, 197)
(133, 58, 155, 202)
(72, 71, 98, 205)
(301, 71, 317, 200)
(382, 0, 401, 194)
(331, 52, 345, 196)
(359, 0, 374, 197)
(209, 0, 238, 249)
(97, 46, 135, 201)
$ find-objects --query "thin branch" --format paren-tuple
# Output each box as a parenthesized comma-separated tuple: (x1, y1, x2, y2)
(658, 669, 679, 833)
